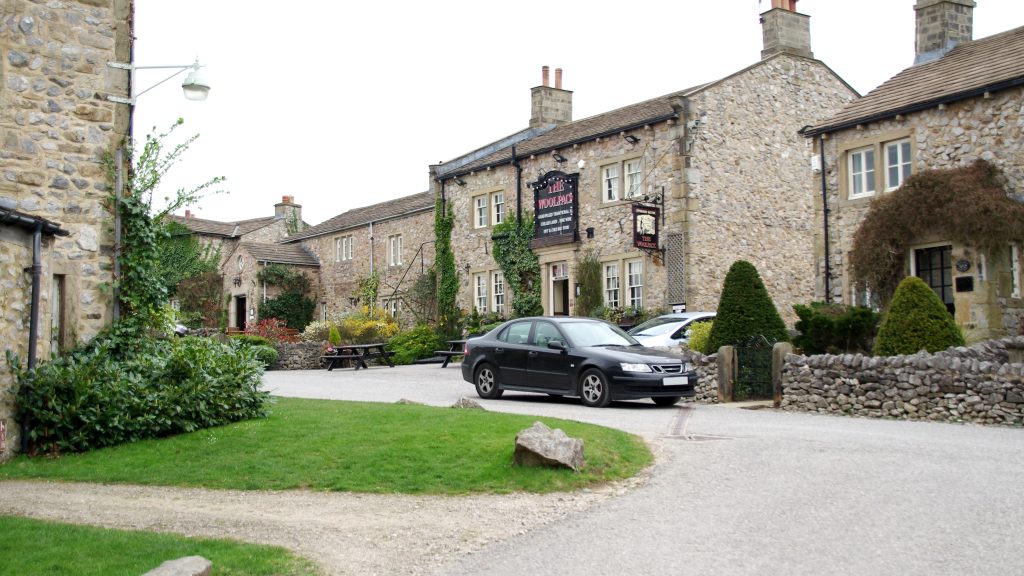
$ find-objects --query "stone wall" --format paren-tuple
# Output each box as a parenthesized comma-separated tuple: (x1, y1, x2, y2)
(780, 337, 1024, 425)
(0, 0, 132, 457)
(678, 349, 720, 403)
(273, 342, 324, 371)
(818, 87, 1024, 340)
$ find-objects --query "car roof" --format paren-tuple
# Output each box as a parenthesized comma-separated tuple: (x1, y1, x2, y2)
(648, 312, 715, 320)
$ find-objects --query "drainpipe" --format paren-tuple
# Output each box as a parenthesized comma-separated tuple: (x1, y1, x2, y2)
(369, 221, 375, 273)
(513, 144, 522, 229)
(819, 134, 832, 303)
(22, 223, 43, 452)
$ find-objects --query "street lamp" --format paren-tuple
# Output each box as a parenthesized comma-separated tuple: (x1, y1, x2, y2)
(106, 57, 211, 105)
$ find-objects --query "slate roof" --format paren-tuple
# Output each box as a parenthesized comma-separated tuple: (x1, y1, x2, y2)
(284, 191, 434, 243)
(804, 25, 1024, 136)
(240, 242, 320, 267)
(167, 214, 277, 238)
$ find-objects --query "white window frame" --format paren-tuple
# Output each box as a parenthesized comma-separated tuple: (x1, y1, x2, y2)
(848, 146, 876, 199)
(602, 164, 620, 202)
(474, 273, 488, 313)
(492, 192, 505, 226)
(627, 259, 643, 308)
(1011, 244, 1021, 299)
(604, 263, 620, 308)
(474, 196, 488, 228)
(335, 238, 342, 262)
(383, 298, 401, 318)
(344, 236, 353, 260)
(492, 271, 505, 316)
(625, 159, 643, 199)
(885, 139, 913, 191)
(388, 234, 403, 266)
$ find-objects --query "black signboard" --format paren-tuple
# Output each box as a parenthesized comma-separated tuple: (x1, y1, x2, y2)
(633, 204, 659, 251)
(532, 170, 578, 247)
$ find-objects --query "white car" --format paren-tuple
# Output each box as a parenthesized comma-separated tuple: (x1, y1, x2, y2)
(627, 312, 715, 348)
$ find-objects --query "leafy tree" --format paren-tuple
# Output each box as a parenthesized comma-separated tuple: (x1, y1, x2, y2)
(873, 276, 964, 356)
(706, 260, 789, 352)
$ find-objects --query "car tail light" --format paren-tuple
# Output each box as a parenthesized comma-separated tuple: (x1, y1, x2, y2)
(463, 342, 468, 355)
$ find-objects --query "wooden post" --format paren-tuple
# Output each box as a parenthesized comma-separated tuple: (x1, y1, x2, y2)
(772, 342, 794, 408)
(717, 346, 735, 402)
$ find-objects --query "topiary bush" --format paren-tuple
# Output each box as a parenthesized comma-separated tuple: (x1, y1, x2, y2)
(873, 276, 964, 356)
(685, 320, 714, 355)
(386, 324, 443, 365)
(792, 302, 880, 355)
(706, 260, 789, 352)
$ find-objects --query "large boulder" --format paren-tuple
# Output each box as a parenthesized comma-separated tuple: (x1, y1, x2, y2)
(143, 556, 212, 576)
(513, 421, 585, 471)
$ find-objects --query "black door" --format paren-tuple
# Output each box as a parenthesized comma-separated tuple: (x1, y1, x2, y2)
(915, 246, 954, 314)
(492, 320, 532, 386)
(525, 321, 574, 391)
(235, 296, 247, 329)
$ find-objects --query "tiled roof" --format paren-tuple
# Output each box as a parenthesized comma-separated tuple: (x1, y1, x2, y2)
(167, 214, 277, 238)
(284, 191, 434, 243)
(240, 242, 320, 267)
(805, 25, 1024, 135)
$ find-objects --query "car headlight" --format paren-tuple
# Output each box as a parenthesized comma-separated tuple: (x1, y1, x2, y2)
(620, 363, 653, 373)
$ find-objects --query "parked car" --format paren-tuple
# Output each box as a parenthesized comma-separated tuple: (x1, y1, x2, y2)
(627, 312, 716, 348)
(461, 316, 696, 407)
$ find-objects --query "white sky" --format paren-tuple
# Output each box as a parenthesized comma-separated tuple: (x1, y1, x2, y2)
(131, 0, 1024, 226)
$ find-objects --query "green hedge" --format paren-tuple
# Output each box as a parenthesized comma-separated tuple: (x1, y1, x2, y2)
(873, 276, 964, 356)
(387, 324, 443, 365)
(792, 302, 880, 354)
(10, 335, 269, 455)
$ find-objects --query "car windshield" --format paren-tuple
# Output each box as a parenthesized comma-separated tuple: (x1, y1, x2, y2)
(628, 317, 683, 336)
(561, 321, 640, 347)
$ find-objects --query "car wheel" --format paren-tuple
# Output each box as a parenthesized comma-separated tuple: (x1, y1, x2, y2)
(474, 363, 503, 399)
(579, 369, 612, 408)
(652, 396, 681, 407)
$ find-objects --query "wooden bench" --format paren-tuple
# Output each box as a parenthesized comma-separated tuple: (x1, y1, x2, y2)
(434, 339, 467, 368)
(322, 343, 395, 371)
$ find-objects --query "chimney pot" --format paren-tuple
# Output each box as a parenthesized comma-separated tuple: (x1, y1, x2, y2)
(185, 210, 191, 218)
(542, 66, 550, 87)
(555, 68, 563, 90)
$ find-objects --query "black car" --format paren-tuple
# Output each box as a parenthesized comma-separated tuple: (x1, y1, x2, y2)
(461, 316, 697, 407)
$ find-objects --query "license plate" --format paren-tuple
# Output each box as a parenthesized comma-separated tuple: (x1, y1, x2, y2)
(663, 376, 688, 386)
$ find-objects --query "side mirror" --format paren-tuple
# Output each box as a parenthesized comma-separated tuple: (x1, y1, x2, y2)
(547, 340, 567, 353)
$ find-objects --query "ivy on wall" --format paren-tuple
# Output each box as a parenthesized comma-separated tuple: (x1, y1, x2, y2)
(256, 264, 315, 330)
(435, 196, 459, 338)
(849, 160, 1024, 304)
(574, 248, 603, 317)
(492, 215, 542, 317)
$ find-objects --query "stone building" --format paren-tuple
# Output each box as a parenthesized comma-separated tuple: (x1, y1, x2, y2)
(433, 0, 856, 325)
(168, 196, 311, 329)
(1, 0, 132, 457)
(802, 0, 1024, 342)
(282, 191, 435, 323)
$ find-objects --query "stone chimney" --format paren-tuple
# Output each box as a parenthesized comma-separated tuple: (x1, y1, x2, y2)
(530, 66, 573, 128)
(760, 0, 813, 60)
(274, 195, 301, 223)
(184, 209, 191, 218)
(914, 0, 975, 64)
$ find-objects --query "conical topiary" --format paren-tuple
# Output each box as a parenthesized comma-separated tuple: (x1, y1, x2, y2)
(328, 323, 342, 346)
(873, 276, 964, 356)
(706, 260, 789, 352)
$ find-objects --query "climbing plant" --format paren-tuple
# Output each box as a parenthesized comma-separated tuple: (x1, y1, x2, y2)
(849, 160, 1024, 304)
(256, 264, 315, 330)
(492, 215, 542, 317)
(435, 195, 459, 339)
(574, 248, 603, 317)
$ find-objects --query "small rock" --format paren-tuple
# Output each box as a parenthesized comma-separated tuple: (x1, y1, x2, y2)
(143, 556, 212, 576)
(451, 397, 484, 410)
(513, 421, 585, 471)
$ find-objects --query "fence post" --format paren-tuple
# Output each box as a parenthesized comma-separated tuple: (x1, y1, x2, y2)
(717, 345, 735, 402)
(772, 342, 793, 408)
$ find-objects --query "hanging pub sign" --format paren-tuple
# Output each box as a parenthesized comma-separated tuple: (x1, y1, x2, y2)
(531, 170, 578, 248)
(633, 203, 660, 251)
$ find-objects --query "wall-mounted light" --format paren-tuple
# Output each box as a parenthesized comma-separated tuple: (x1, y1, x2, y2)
(578, 159, 586, 171)
(623, 134, 640, 145)
(586, 227, 595, 239)
(552, 152, 567, 163)
(106, 57, 210, 106)
(347, 296, 360, 307)
(232, 276, 242, 287)
(575, 283, 581, 297)
(454, 176, 466, 186)
(462, 262, 471, 273)
(248, 305, 255, 319)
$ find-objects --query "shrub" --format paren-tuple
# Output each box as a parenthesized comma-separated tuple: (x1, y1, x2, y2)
(873, 276, 964, 356)
(249, 345, 279, 369)
(300, 319, 331, 343)
(244, 317, 298, 343)
(259, 291, 315, 331)
(337, 307, 400, 344)
(686, 320, 714, 354)
(328, 323, 342, 346)
(792, 302, 880, 354)
(386, 324, 443, 365)
(230, 334, 274, 348)
(707, 260, 789, 352)
(9, 335, 268, 455)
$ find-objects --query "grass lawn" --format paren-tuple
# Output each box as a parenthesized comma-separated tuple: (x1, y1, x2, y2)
(0, 397, 651, 494)
(0, 515, 319, 575)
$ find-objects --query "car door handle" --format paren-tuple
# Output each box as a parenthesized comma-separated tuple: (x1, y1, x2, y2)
(495, 347, 504, 353)
(528, 351, 538, 357)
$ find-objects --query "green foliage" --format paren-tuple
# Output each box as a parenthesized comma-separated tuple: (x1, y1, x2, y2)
(250, 345, 279, 369)
(850, 160, 1023, 303)
(707, 260, 789, 352)
(336, 307, 400, 344)
(0, 397, 652, 495)
(873, 276, 965, 356)
(357, 271, 380, 308)
(594, 306, 656, 327)
(328, 323, 342, 346)
(244, 318, 298, 343)
(462, 309, 506, 336)
(575, 249, 603, 317)
(7, 335, 268, 455)
(230, 334, 274, 348)
(175, 270, 223, 328)
(156, 220, 219, 297)
(686, 320, 714, 354)
(386, 324, 443, 365)
(792, 302, 880, 354)
(492, 215, 542, 317)
(435, 196, 459, 339)
(256, 264, 315, 330)
(406, 267, 438, 324)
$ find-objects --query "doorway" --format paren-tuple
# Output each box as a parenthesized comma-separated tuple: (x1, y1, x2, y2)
(914, 245, 954, 315)
(235, 295, 247, 329)
(551, 262, 569, 316)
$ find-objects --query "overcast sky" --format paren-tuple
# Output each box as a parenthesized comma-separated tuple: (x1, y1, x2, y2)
(131, 0, 1024, 226)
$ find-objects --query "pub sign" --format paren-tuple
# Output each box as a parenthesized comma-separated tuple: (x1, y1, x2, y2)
(633, 203, 660, 250)
(532, 170, 578, 246)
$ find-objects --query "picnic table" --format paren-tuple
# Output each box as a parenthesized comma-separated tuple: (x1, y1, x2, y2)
(434, 339, 466, 368)
(321, 343, 395, 371)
